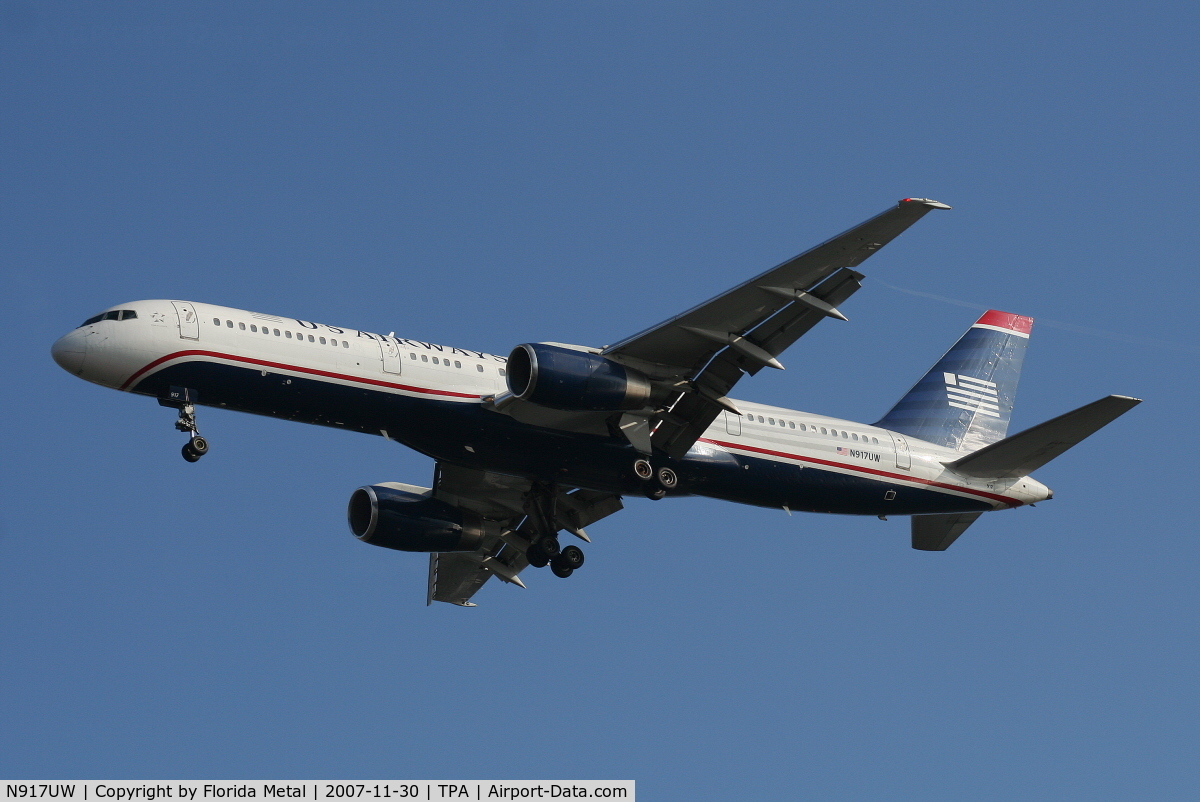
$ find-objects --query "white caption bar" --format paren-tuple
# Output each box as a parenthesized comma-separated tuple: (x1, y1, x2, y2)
(2, 783, 634, 802)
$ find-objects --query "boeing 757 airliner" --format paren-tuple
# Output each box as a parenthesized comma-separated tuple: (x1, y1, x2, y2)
(51, 199, 1140, 605)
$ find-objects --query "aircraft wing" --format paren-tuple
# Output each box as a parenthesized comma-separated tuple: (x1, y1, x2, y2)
(602, 198, 950, 457)
(426, 462, 624, 606)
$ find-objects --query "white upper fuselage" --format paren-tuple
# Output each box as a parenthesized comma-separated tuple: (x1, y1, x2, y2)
(52, 300, 1052, 511)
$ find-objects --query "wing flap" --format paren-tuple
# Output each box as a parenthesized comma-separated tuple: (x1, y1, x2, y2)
(428, 552, 491, 606)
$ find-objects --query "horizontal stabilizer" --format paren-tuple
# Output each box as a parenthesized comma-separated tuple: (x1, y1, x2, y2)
(948, 395, 1142, 479)
(912, 511, 983, 551)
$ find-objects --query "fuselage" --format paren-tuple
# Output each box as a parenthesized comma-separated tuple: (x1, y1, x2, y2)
(51, 300, 1052, 515)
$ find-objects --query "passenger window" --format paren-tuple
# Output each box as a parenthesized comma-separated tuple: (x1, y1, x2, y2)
(820, 427, 827, 435)
(286, 331, 292, 338)
(308, 335, 314, 342)
(342, 341, 349, 348)
(239, 322, 246, 330)
(852, 433, 859, 441)
(842, 431, 849, 439)
(768, 418, 774, 425)
(788, 421, 795, 429)
(454, 361, 462, 368)
(421, 355, 428, 362)
(213, 318, 220, 325)
(830, 429, 837, 436)
(410, 353, 417, 359)
(250, 325, 257, 332)
(273, 329, 280, 336)
(319, 337, 326, 345)
(226, 320, 233, 327)
(799, 424, 806, 431)
(476, 364, 483, 372)
(872, 437, 879, 445)
(432, 357, 439, 365)
(499, 369, 506, 376)
(120, 310, 137, 320)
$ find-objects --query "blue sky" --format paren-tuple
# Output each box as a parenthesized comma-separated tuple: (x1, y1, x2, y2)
(3, 1, 1198, 797)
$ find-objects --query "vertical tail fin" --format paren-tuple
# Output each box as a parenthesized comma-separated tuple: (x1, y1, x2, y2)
(874, 310, 1033, 452)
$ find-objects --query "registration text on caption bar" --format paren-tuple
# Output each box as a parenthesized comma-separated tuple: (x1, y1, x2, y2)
(2, 783, 634, 802)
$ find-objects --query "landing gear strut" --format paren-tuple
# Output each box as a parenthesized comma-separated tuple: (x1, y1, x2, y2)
(161, 387, 210, 463)
(519, 482, 584, 579)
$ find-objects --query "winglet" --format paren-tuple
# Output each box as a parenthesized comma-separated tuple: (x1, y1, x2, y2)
(901, 198, 952, 210)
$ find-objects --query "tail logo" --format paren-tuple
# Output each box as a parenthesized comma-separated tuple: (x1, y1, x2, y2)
(944, 373, 1000, 418)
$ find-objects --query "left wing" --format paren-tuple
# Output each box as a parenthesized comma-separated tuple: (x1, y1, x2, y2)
(426, 462, 623, 606)
(603, 198, 951, 457)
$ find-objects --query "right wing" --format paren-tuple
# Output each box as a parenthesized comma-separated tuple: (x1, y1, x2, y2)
(426, 462, 624, 606)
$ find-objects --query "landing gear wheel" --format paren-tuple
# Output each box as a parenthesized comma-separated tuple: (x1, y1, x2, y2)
(559, 545, 585, 569)
(539, 535, 561, 557)
(657, 467, 678, 489)
(181, 443, 201, 462)
(550, 559, 574, 578)
(189, 436, 209, 457)
(526, 545, 550, 568)
(643, 486, 667, 501)
(633, 458, 654, 480)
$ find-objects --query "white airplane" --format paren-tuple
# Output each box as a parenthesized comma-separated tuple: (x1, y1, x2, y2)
(51, 199, 1140, 606)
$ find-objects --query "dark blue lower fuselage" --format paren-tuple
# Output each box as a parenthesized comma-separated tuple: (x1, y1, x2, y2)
(133, 360, 991, 517)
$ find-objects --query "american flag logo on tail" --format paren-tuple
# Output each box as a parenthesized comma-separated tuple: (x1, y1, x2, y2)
(944, 373, 1000, 417)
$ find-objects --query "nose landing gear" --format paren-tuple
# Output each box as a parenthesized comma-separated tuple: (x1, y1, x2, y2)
(160, 387, 210, 463)
(181, 435, 208, 462)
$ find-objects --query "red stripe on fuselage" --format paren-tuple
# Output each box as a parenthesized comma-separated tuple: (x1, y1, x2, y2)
(697, 437, 1022, 507)
(118, 349, 484, 399)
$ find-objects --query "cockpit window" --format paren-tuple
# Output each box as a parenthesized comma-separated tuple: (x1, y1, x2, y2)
(78, 310, 138, 327)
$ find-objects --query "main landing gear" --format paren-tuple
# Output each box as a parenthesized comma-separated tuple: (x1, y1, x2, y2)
(633, 458, 678, 500)
(520, 483, 587, 579)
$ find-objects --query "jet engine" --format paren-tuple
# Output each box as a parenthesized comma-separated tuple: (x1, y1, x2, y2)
(347, 483, 485, 552)
(506, 343, 652, 411)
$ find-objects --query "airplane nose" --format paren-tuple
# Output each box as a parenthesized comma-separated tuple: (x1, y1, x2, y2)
(51, 331, 87, 375)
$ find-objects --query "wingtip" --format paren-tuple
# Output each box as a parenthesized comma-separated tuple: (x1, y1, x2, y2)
(901, 198, 952, 210)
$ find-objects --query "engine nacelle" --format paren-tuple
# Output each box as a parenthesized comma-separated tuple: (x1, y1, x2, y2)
(347, 483, 485, 553)
(506, 343, 652, 411)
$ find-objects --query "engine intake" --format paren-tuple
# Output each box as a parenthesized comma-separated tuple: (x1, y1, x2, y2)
(347, 483, 485, 552)
(506, 343, 652, 411)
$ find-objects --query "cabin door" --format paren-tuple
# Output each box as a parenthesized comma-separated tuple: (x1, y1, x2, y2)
(378, 337, 401, 374)
(172, 301, 199, 340)
(891, 434, 911, 470)
(725, 411, 742, 437)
